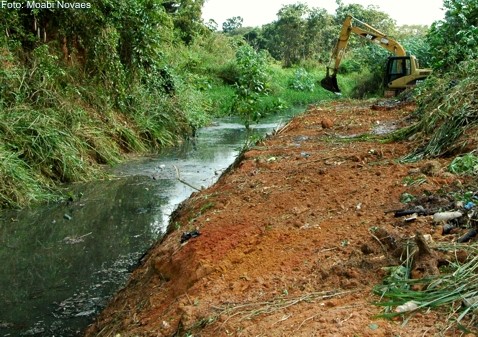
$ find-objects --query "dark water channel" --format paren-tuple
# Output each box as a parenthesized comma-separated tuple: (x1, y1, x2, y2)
(0, 111, 299, 337)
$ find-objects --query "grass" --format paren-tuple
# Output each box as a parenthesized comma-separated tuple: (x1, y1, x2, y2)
(374, 241, 478, 332)
(0, 31, 367, 209)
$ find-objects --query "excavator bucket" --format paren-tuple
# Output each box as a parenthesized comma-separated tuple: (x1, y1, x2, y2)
(320, 68, 341, 93)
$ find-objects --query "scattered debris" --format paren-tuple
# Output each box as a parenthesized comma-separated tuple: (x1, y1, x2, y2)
(395, 300, 419, 313)
(432, 211, 463, 223)
(63, 232, 92, 244)
(180, 230, 201, 243)
(457, 228, 477, 243)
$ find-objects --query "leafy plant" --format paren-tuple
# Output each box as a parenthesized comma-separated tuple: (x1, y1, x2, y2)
(233, 44, 270, 128)
(288, 67, 315, 91)
(448, 153, 478, 175)
(427, 0, 478, 71)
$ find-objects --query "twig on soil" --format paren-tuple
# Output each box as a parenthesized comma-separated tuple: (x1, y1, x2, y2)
(319, 247, 338, 253)
(277, 120, 294, 135)
(184, 292, 194, 306)
(173, 165, 201, 191)
(370, 231, 388, 254)
(214, 290, 353, 330)
(272, 314, 292, 326)
(295, 313, 320, 331)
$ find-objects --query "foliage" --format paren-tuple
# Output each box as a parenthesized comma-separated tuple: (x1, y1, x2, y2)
(448, 153, 478, 175)
(427, 0, 478, 71)
(0, 0, 210, 207)
(259, 3, 336, 66)
(223, 16, 244, 33)
(393, 60, 478, 162)
(388, 0, 478, 162)
(335, 1, 397, 33)
(288, 68, 315, 91)
(233, 44, 270, 128)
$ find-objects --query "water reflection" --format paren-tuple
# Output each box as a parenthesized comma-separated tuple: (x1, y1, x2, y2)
(0, 176, 171, 336)
(0, 112, 298, 336)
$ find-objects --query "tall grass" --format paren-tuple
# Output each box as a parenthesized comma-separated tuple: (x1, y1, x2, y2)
(0, 32, 359, 208)
(374, 242, 478, 332)
(0, 42, 191, 208)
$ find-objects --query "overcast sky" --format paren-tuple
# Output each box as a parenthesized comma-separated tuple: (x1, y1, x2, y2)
(202, 0, 445, 28)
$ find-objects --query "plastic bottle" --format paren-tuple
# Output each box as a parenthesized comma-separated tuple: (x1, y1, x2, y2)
(432, 211, 463, 222)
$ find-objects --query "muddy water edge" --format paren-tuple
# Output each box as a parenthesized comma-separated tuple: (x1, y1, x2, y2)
(0, 110, 301, 337)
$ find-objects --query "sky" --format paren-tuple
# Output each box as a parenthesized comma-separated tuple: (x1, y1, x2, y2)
(202, 0, 445, 28)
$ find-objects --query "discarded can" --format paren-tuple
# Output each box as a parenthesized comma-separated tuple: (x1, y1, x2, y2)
(432, 211, 463, 223)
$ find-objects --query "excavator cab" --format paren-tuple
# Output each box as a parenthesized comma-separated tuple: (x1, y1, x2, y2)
(321, 67, 341, 93)
(385, 56, 412, 85)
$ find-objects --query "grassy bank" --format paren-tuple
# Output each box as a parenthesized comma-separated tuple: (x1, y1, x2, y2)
(0, 33, 345, 209)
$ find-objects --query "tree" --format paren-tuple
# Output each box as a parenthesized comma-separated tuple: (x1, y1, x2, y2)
(335, 2, 396, 33)
(427, 0, 478, 71)
(222, 16, 244, 33)
(275, 3, 308, 67)
(304, 7, 336, 62)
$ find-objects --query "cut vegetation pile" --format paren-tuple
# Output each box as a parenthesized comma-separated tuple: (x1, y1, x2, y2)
(394, 61, 478, 161)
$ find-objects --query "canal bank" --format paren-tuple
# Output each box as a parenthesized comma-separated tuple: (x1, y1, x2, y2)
(0, 110, 299, 337)
(84, 100, 470, 336)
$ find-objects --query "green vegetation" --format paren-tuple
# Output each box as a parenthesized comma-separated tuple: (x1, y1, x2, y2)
(0, 0, 442, 207)
(448, 153, 478, 175)
(373, 2, 478, 328)
(392, 0, 478, 162)
(375, 242, 478, 332)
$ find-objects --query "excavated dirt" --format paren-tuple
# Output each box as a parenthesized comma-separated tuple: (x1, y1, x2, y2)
(85, 100, 474, 337)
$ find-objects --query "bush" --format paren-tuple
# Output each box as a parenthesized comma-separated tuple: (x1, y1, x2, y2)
(288, 67, 315, 91)
(233, 44, 271, 127)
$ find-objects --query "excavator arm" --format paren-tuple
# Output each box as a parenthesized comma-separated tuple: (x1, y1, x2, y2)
(321, 15, 407, 93)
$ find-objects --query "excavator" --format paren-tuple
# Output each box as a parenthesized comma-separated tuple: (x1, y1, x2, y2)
(321, 15, 432, 96)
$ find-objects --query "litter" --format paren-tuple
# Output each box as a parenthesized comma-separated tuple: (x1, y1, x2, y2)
(180, 230, 201, 243)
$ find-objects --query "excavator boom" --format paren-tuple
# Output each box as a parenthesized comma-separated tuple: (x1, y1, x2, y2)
(321, 15, 428, 94)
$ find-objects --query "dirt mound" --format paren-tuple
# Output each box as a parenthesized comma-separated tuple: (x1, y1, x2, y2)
(85, 100, 470, 337)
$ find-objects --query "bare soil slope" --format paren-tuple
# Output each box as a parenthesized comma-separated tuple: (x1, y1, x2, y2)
(85, 100, 470, 337)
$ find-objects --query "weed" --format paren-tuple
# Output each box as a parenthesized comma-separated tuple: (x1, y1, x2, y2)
(448, 153, 478, 175)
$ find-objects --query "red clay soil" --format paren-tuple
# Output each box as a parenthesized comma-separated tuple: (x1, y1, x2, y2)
(84, 100, 475, 337)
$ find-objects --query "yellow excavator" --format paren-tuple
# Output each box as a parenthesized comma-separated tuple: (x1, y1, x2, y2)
(321, 15, 432, 96)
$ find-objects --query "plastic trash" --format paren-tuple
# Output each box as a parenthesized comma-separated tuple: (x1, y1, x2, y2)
(432, 211, 463, 223)
(442, 223, 455, 235)
(464, 201, 476, 210)
(395, 300, 419, 313)
(457, 228, 477, 243)
(180, 229, 201, 243)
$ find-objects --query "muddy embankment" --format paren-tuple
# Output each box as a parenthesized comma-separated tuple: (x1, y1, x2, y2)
(85, 100, 471, 337)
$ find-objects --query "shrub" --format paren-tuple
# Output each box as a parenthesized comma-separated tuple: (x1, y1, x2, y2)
(288, 67, 315, 91)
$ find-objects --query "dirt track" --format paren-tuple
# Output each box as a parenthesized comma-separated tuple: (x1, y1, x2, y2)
(85, 100, 470, 337)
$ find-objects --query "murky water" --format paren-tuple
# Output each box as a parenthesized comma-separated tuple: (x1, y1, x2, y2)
(0, 111, 299, 336)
